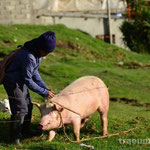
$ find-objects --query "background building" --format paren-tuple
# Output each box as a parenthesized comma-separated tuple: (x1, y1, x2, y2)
(0, 0, 128, 49)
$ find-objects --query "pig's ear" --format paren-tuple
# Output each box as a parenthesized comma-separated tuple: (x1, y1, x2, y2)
(46, 102, 54, 108)
(32, 101, 43, 113)
(54, 104, 63, 112)
(32, 101, 41, 108)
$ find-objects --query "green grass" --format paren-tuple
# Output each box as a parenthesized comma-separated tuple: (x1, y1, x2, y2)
(0, 24, 150, 149)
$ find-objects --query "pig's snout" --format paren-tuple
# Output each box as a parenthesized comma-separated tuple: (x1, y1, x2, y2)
(38, 123, 43, 130)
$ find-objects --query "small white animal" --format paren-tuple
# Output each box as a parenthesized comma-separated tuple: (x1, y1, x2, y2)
(0, 99, 11, 114)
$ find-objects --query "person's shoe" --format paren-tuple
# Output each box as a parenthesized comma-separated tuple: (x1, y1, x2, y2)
(22, 128, 42, 137)
(10, 115, 24, 146)
(29, 129, 43, 136)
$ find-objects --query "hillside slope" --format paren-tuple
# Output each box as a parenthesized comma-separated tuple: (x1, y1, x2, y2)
(0, 24, 150, 103)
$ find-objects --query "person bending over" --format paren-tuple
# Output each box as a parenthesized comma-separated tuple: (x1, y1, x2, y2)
(3, 31, 56, 145)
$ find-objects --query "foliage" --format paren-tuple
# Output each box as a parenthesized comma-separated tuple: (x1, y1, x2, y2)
(120, 0, 150, 53)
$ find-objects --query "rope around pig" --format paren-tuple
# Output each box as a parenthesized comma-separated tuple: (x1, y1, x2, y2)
(58, 110, 149, 143)
(54, 101, 150, 143)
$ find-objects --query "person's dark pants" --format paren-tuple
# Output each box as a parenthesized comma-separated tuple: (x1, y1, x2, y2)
(3, 79, 33, 141)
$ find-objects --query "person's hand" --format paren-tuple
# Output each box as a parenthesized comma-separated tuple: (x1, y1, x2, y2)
(47, 89, 55, 99)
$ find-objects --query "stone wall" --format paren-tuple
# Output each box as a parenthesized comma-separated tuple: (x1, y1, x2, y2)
(0, 0, 57, 25)
(0, 0, 33, 24)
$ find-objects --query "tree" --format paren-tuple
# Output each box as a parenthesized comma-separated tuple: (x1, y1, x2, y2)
(120, 0, 150, 53)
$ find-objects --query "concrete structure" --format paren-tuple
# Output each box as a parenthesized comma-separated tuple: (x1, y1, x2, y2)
(0, 0, 128, 49)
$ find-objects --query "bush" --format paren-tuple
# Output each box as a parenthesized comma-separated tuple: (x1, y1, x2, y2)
(120, 6, 150, 53)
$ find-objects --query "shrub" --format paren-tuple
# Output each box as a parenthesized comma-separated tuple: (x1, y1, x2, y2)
(120, 1, 150, 53)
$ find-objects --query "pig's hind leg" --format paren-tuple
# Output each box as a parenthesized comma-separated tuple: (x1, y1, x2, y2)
(80, 116, 91, 128)
(97, 107, 108, 136)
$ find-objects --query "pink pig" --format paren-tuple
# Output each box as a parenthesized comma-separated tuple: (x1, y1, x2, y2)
(33, 76, 109, 141)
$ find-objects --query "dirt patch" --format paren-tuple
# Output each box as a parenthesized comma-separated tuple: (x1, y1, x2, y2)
(116, 61, 150, 69)
(56, 40, 102, 60)
(56, 40, 81, 50)
(1, 40, 12, 47)
(130, 116, 148, 125)
(110, 97, 150, 108)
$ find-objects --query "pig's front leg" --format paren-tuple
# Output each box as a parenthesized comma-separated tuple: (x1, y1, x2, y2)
(72, 118, 81, 141)
(48, 130, 56, 141)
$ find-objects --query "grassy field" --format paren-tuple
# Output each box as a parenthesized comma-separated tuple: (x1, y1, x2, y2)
(0, 24, 150, 150)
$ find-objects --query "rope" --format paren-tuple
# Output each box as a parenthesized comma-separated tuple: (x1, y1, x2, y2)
(51, 101, 81, 117)
(57, 110, 78, 143)
(54, 86, 108, 97)
(57, 112, 150, 143)
(4, 86, 107, 101)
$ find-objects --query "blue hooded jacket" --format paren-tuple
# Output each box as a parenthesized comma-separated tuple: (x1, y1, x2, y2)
(5, 31, 56, 97)
(5, 47, 49, 97)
